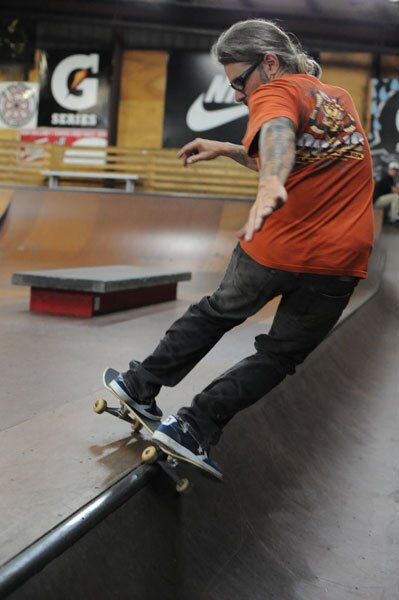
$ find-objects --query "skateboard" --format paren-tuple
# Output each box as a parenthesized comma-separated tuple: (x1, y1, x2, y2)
(93, 368, 221, 493)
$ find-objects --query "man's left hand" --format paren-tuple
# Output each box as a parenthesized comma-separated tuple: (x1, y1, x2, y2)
(238, 176, 287, 242)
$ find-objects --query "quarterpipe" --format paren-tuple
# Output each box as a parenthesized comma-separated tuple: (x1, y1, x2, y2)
(0, 188, 12, 227)
(0, 187, 382, 283)
(0, 188, 251, 278)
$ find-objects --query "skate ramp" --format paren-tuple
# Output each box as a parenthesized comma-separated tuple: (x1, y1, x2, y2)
(4, 229, 398, 600)
(0, 188, 382, 293)
(0, 188, 251, 278)
(0, 188, 12, 227)
(0, 187, 394, 599)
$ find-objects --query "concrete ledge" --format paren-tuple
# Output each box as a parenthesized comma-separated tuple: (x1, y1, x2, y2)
(12, 265, 191, 293)
(12, 265, 192, 317)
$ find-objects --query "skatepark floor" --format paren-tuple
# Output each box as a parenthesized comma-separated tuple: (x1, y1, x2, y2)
(0, 188, 397, 599)
(0, 269, 280, 566)
(0, 189, 276, 566)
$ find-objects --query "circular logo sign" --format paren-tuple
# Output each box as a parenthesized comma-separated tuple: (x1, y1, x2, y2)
(0, 82, 37, 128)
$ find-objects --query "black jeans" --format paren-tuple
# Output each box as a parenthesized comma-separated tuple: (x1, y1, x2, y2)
(123, 244, 358, 446)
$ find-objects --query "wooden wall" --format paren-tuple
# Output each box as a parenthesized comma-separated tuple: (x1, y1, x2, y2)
(380, 54, 399, 77)
(320, 52, 399, 134)
(0, 62, 22, 141)
(116, 50, 399, 148)
(320, 52, 373, 131)
(117, 50, 167, 149)
(1, 48, 398, 148)
(1, 48, 398, 192)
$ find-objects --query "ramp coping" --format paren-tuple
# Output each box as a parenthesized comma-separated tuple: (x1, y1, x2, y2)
(0, 466, 156, 598)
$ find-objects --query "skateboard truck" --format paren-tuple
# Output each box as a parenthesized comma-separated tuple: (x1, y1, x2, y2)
(141, 445, 191, 493)
(93, 397, 192, 494)
(94, 397, 143, 432)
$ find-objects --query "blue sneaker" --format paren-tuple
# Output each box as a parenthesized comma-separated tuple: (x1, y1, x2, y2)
(152, 416, 223, 480)
(104, 369, 162, 421)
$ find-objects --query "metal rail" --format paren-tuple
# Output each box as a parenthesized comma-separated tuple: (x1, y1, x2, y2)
(0, 465, 156, 599)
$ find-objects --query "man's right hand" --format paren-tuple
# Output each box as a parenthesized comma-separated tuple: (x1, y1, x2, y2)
(177, 138, 225, 167)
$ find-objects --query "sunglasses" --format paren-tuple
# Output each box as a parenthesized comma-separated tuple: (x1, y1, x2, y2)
(229, 58, 263, 92)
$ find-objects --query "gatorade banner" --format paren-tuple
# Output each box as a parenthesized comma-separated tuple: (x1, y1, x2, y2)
(38, 50, 111, 130)
(163, 52, 248, 148)
(369, 78, 399, 179)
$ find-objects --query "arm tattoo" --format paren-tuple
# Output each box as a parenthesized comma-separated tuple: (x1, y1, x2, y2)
(235, 147, 259, 171)
(258, 117, 296, 184)
(225, 143, 258, 172)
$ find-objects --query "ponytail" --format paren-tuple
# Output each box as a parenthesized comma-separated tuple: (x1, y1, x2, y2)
(296, 52, 322, 79)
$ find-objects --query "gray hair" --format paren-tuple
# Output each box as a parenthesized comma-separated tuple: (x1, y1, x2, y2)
(211, 19, 322, 79)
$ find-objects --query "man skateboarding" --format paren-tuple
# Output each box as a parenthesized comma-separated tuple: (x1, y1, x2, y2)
(106, 19, 374, 479)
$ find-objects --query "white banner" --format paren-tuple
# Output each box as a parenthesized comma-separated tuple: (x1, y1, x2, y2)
(369, 78, 399, 179)
(0, 82, 39, 129)
(19, 127, 108, 164)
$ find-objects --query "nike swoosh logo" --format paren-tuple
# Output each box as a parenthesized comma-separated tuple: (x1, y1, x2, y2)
(186, 94, 247, 132)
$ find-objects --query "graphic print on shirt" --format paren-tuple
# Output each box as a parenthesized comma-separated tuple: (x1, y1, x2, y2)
(296, 90, 365, 164)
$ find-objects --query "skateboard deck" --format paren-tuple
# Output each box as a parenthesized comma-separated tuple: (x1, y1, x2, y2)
(93, 367, 222, 492)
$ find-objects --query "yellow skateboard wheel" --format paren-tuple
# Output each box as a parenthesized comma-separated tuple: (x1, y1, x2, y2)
(93, 398, 107, 414)
(176, 478, 191, 494)
(142, 445, 158, 464)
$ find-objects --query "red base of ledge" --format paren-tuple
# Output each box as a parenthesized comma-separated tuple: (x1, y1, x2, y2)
(30, 284, 177, 317)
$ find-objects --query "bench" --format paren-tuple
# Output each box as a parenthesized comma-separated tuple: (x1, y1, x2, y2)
(12, 265, 192, 317)
(41, 170, 141, 193)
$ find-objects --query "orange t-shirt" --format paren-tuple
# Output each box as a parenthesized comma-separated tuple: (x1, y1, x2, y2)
(241, 74, 374, 278)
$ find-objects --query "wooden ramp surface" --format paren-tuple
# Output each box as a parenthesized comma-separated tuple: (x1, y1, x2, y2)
(0, 187, 257, 567)
(0, 187, 389, 582)
(2, 230, 398, 600)
(0, 188, 12, 225)
(0, 189, 251, 280)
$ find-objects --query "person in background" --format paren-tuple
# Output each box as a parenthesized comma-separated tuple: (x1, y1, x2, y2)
(105, 19, 374, 479)
(373, 161, 399, 224)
